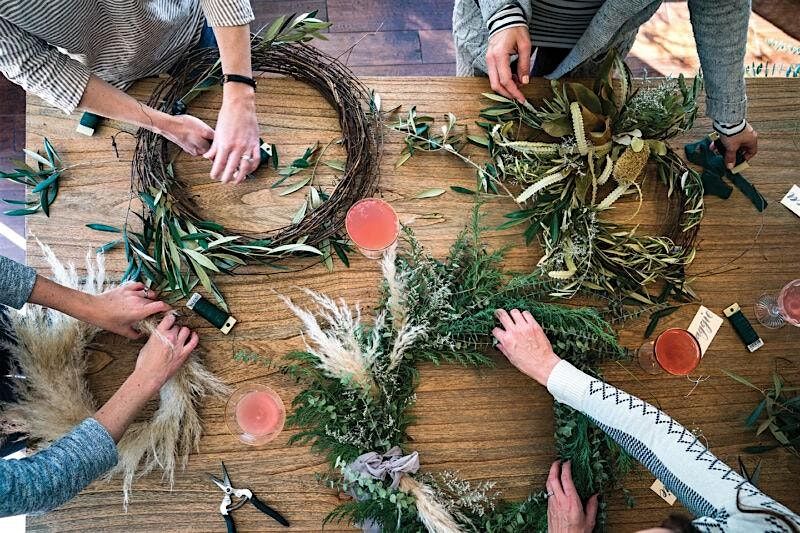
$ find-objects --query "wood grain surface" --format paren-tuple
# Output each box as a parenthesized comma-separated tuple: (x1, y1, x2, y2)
(24, 76, 800, 532)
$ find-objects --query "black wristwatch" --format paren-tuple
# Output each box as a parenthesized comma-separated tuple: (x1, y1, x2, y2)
(220, 74, 257, 90)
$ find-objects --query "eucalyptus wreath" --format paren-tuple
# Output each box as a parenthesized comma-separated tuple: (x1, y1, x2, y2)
(391, 52, 705, 320)
(122, 13, 382, 309)
(277, 208, 634, 532)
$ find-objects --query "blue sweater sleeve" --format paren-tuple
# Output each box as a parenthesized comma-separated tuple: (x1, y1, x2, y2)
(0, 418, 118, 517)
(0, 255, 36, 310)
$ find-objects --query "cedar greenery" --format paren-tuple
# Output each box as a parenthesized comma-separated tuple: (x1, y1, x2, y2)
(390, 51, 705, 319)
(276, 207, 633, 532)
(124, 12, 381, 310)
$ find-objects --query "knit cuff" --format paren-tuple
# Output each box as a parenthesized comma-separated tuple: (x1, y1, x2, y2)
(713, 119, 747, 137)
(705, 95, 747, 131)
(487, 2, 527, 38)
(546, 360, 591, 409)
(200, 0, 255, 27)
(0, 256, 37, 309)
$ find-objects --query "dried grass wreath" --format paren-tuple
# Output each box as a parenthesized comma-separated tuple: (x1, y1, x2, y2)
(0, 245, 229, 506)
(125, 13, 382, 309)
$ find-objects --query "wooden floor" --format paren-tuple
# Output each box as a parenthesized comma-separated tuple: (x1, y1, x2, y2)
(23, 75, 800, 532)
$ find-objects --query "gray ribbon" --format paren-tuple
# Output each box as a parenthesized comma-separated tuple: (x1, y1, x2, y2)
(346, 447, 420, 532)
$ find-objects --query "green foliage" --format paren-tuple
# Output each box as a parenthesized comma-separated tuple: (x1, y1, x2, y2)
(389, 51, 705, 319)
(0, 138, 62, 218)
(724, 368, 800, 458)
(282, 206, 631, 531)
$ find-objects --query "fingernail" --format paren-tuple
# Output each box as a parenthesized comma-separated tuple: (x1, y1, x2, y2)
(522, 75, 529, 84)
(726, 163, 734, 170)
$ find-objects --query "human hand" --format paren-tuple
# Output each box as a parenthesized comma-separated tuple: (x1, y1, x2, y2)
(90, 282, 171, 339)
(547, 461, 599, 533)
(133, 313, 199, 395)
(486, 26, 532, 103)
(203, 83, 261, 184)
(492, 308, 561, 386)
(715, 122, 758, 170)
(159, 113, 215, 156)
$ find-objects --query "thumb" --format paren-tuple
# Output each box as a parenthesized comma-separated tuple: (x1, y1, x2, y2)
(585, 493, 599, 522)
(723, 142, 737, 170)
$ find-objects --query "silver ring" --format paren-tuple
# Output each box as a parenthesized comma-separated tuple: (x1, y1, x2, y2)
(241, 155, 254, 162)
(143, 288, 150, 298)
(545, 490, 554, 499)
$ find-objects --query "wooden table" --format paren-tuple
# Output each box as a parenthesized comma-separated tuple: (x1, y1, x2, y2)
(25, 76, 800, 532)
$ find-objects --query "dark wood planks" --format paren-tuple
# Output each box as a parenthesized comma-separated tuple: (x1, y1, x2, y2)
(24, 76, 800, 532)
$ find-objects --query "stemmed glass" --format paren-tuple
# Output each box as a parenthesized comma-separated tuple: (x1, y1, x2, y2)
(755, 279, 800, 329)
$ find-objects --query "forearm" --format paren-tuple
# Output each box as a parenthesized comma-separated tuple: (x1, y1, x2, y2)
(214, 25, 257, 106)
(546, 361, 800, 527)
(94, 371, 159, 442)
(27, 275, 98, 325)
(77, 74, 177, 135)
(0, 419, 117, 517)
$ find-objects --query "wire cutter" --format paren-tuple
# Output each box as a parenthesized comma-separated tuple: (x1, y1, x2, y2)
(210, 461, 290, 532)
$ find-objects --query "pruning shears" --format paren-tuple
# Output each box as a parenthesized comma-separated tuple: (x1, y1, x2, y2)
(209, 461, 290, 532)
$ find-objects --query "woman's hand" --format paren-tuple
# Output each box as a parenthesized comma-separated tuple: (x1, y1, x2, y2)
(133, 313, 199, 395)
(486, 26, 532, 103)
(547, 461, 599, 533)
(89, 282, 171, 339)
(158, 113, 215, 156)
(492, 308, 561, 386)
(203, 83, 261, 184)
(716, 123, 758, 169)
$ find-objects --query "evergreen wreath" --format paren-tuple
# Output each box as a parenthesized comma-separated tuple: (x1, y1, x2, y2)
(277, 207, 634, 532)
(391, 52, 705, 320)
(125, 13, 382, 310)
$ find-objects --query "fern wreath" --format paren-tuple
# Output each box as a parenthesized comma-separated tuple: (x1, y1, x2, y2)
(124, 14, 381, 310)
(276, 211, 633, 532)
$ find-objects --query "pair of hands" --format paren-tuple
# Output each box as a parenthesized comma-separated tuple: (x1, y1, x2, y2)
(161, 84, 260, 184)
(88, 282, 197, 395)
(486, 27, 759, 167)
(492, 313, 596, 532)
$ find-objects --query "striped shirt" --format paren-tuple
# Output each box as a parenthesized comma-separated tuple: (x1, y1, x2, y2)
(485, 0, 747, 135)
(0, 1, 254, 113)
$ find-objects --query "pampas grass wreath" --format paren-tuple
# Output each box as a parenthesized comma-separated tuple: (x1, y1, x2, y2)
(0, 243, 229, 507)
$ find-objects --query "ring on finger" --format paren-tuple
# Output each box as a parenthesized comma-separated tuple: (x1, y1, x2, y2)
(545, 490, 554, 498)
(240, 155, 254, 162)
(142, 288, 150, 298)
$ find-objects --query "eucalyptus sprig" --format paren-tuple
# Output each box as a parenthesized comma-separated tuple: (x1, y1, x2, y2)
(0, 138, 62, 217)
(390, 50, 705, 317)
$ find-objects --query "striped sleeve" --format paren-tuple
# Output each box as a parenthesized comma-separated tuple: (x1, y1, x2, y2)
(200, 0, 255, 27)
(487, 1, 528, 38)
(546, 360, 800, 532)
(0, 17, 91, 113)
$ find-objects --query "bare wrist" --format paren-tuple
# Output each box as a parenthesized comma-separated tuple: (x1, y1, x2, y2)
(128, 369, 162, 399)
(223, 82, 256, 103)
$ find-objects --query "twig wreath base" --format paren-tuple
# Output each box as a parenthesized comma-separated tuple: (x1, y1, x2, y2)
(276, 209, 633, 532)
(0, 245, 229, 506)
(127, 13, 382, 309)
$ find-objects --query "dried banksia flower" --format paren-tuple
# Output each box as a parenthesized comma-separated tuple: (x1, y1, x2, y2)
(613, 144, 650, 183)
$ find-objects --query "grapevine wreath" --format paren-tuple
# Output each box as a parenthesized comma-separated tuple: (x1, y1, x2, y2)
(278, 210, 633, 532)
(391, 52, 706, 321)
(124, 12, 382, 310)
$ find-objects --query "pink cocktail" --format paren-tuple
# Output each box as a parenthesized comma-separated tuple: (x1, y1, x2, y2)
(778, 279, 800, 326)
(225, 384, 285, 446)
(345, 198, 399, 259)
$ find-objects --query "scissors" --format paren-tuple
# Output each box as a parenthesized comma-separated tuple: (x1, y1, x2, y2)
(209, 461, 290, 532)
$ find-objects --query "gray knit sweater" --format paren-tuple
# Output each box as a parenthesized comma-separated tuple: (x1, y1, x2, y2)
(453, 0, 750, 126)
(0, 256, 36, 310)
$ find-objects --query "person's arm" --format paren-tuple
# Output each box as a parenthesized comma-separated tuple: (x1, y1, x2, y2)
(492, 308, 800, 531)
(0, 256, 37, 310)
(687, 0, 758, 168)
(78, 75, 215, 156)
(199, 1, 259, 184)
(479, 0, 532, 103)
(0, 314, 198, 517)
(27, 278, 171, 339)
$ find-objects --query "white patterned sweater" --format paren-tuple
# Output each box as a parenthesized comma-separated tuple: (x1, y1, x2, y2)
(548, 361, 800, 532)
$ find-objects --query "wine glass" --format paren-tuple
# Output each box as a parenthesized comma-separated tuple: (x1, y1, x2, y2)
(754, 279, 800, 329)
(638, 328, 702, 376)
